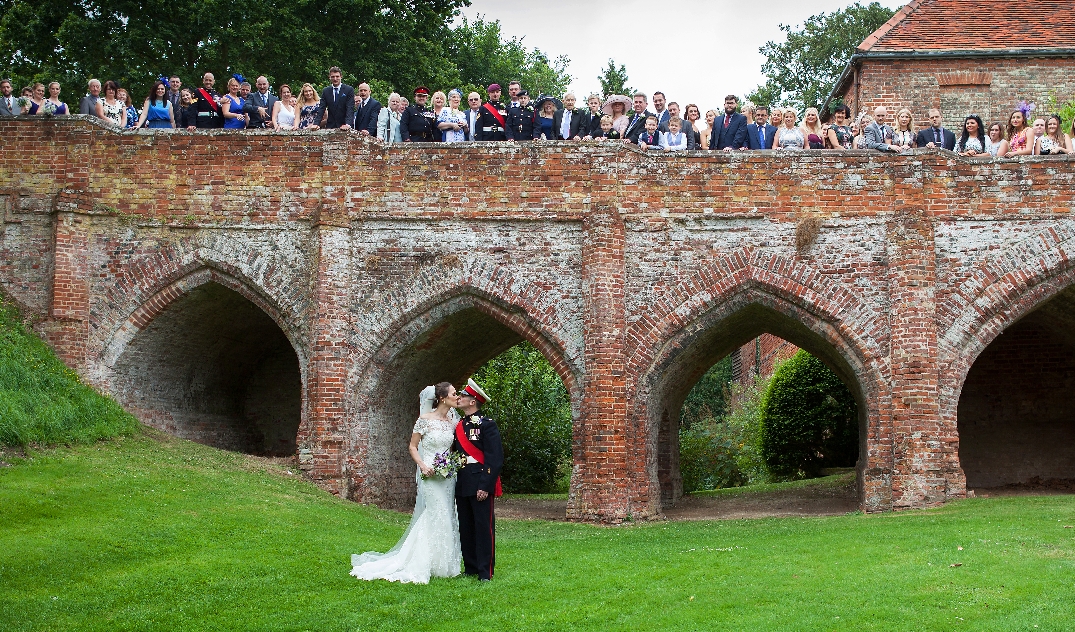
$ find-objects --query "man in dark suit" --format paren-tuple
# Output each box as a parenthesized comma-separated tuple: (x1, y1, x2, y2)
(318, 66, 354, 130)
(661, 102, 696, 149)
(710, 95, 749, 150)
(915, 108, 956, 150)
(552, 92, 586, 140)
(464, 92, 482, 141)
(243, 75, 278, 129)
(78, 79, 101, 117)
(353, 82, 381, 137)
(453, 379, 503, 582)
(624, 92, 655, 144)
(746, 105, 778, 150)
(652, 91, 670, 129)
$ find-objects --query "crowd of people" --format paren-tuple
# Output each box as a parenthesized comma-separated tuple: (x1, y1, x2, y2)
(2, 69, 1072, 158)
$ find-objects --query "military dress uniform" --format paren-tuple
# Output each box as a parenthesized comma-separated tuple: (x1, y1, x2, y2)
(508, 101, 535, 141)
(453, 380, 503, 581)
(190, 87, 224, 129)
(400, 102, 437, 142)
(474, 99, 511, 141)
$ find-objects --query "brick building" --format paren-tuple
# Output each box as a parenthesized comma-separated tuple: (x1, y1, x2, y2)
(730, 335, 799, 388)
(824, 0, 1075, 128)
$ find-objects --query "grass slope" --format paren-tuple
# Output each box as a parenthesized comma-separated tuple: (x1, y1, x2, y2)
(0, 297, 139, 446)
(2, 434, 1074, 631)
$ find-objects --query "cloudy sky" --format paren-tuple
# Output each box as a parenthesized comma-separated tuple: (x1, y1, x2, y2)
(461, 0, 906, 111)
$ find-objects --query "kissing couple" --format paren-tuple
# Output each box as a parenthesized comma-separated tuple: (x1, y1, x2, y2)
(350, 379, 503, 584)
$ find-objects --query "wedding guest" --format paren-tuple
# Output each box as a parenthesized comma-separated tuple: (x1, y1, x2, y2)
(591, 115, 620, 140)
(135, 80, 175, 128)
(79, 79, 102, 117)
(296, 83, 321, 130)
(955, 114, 986, 156)
(431, 90, 447, 140)
(747, 104, 776, 150)
(117, 87, 138, 127)
(318, 67, 354, 130)
(801, 107, 824, 149)
(1000, 110, 1032, 157)
(683, 103, 703, 149)
(915, 108, 955, 150)
(583, 94, 603, 138)
(652, 91, 669, 128)
(825, 105, 854, 149)
(533, 95, 559, 140)
(864, 106, 900, 153)
(239, 81, 252, 99)
(176, 89, 198, 129)
(400, 86, 437, 142)
(741, 102, 756, 126)
(554, 92, 585, 140)
(167, 76, 182, 110)
(1030, 117, 1047, 148)
(190, 73, 224, 129)
(892, 108, 916, 151)
(1033, 114, 1070, 155)
(984, 121, 1004, 156)
(272, 85, 297, 130)
(710, 95, 747, 151)
(601, 95, 631, 137)
(507, 90, 535, 140)
(475, 84, 510, 141)
(96, 81, 126, 126)
(636, 115, 661, 150)
(623, 92, 654, 144)
(399, 97, 408, 109)
(221, 77, 247, 129)
(773, 109, 805, 150)
(659, 116, 689, 152)
(853, 114, 874, 149)
(243, 76, 277, 129)
(660, 102, 694, 149)
(698, 109, 717, 150)
(437, 89, 468, 143)
(459, 92, 478, 141)
(0, 79, 19, 116)
(354, 83, 381, 136)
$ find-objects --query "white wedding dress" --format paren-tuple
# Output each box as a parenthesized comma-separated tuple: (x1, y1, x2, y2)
(350, 415, 462, 584)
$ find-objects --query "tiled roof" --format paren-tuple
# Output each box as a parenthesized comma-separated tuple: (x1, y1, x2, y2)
(859, 0, 1075, 53)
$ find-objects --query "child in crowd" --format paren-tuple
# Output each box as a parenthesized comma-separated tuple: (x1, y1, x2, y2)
(660, 116, 688, 152)
(593, 115, 620, 140)
(637, 115, 661, 150)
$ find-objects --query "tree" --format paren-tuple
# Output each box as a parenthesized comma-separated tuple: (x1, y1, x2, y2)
(748, 2, 895, 114)
(597, 59, 634, 99)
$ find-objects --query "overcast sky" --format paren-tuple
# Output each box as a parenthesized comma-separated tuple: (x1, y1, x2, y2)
(461, 0, 906, 111)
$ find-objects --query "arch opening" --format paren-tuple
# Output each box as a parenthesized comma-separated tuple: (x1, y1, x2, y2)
(645, 302, 870, 509)
(357, 297, 577, 511)
(957, 284, 1075, 490)
(109, 281, 302, 456)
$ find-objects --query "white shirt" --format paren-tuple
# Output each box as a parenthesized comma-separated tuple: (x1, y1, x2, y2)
(560, 109, 572, 139)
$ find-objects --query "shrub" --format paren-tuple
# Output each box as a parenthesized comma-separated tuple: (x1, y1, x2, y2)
(758, 350, 858, 479)
(0, 295, 140, 447)
(679, 424, 746, 492)
(471, 342, 572, 493)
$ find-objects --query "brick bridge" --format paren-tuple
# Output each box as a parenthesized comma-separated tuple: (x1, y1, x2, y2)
(2, 117, 1074, 522)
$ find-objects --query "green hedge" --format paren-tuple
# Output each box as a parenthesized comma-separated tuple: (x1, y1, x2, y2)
(758, 350, 858, 479)
(0, 296, 140, 447)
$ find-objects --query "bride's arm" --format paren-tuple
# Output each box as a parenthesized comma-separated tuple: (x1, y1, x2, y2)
(410, 433, 434, 476)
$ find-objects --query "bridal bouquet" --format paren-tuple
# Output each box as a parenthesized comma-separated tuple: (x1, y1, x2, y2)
(41, 101, 58, 115)
(424, 450, 467, 479)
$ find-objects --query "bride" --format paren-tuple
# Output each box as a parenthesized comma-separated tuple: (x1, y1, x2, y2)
(350, 382, 463, 583)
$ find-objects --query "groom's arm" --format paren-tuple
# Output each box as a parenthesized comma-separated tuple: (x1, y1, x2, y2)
(479, 420, 503, 493)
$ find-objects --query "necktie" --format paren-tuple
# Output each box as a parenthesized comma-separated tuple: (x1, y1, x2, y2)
(334, 87, 339, 102)
(723, 115, 730, 128)
(760, 126, 765, 147)
(934, 128, 940, 143)
(562, 111, 571, 139)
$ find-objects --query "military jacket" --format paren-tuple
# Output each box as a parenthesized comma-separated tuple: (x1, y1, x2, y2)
(400, 103, 437, 141)
(508, 103, 535, 141)
(453, 412, 504, 497)
(475, 100, 511, 141)
(190, 87, 223, 129)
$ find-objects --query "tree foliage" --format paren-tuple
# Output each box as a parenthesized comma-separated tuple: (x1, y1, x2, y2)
(758, 350, 858, 479)
(597, 59, 633, 99)
(0, 2, 571, 108)
(681, 356, 733, 430)
(748, 2, 895, 114)
(471, 342, 572, 494)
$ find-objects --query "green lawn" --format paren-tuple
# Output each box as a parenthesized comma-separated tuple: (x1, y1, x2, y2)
(2, 433, 1073, 631)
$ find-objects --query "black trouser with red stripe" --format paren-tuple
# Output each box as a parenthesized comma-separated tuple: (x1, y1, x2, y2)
(456, 494, 495, 580)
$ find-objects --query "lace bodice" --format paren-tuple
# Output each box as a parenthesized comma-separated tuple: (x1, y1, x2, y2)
(413, 416, 456, 464)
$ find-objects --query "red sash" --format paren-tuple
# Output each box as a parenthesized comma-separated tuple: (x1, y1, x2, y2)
(455, 422, 503, 497)
(482, 102, 506, 127)
(198, 89, 221, 112)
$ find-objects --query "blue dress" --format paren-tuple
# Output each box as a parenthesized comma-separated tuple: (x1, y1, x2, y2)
(223, 95, 246, 129)
(125, 105, 138, 128)
(537, 116, 554, 139)
(145, 100, 172, 128)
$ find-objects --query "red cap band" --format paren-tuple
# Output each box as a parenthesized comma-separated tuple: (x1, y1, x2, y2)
(463, 384, 486, 404)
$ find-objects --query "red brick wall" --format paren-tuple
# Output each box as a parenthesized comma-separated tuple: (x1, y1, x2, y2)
(843, 56, 1075, 130)
(733, 334, 800, 387)
(3, 116, 1075, 522)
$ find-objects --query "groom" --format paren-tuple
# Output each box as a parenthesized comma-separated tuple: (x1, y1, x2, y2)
(453, 378, 503, 581)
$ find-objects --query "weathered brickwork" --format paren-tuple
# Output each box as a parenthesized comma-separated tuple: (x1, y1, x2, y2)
(2, 116, 1074, 522)
(732, 334, 799, 388)
(840, 57, 1075, 130)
